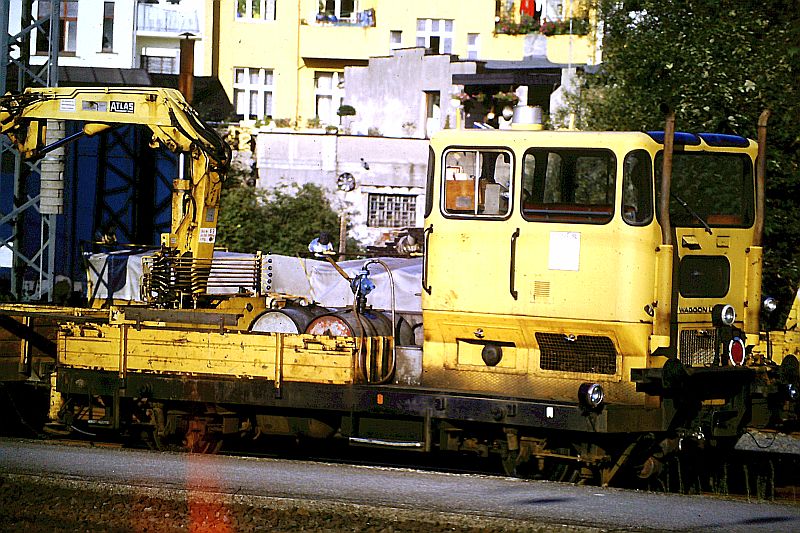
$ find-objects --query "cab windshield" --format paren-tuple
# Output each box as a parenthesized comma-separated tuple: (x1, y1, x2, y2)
(656, 152, 754, 228)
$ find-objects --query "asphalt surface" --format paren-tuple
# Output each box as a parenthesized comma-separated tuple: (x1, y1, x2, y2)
(1, 437, 799, 532)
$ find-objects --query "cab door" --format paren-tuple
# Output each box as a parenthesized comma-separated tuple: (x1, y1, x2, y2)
(511, 147, 624, 322)
(424, 147, 516, 316)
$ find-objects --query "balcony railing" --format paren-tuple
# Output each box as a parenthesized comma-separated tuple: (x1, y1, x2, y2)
(311, 8, 375, 27)
(494, 16, 590, 37)
(137, 3, 200, 34)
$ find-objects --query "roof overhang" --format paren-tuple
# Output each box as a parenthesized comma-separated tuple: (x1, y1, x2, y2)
(452, 70, 562, 86)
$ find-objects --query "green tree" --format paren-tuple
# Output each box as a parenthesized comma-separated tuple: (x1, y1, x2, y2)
(574, 0, 800, 318)
(217, 176, 356, 256)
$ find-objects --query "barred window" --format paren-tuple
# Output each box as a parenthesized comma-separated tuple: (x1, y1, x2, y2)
(368, 194, 417, 228)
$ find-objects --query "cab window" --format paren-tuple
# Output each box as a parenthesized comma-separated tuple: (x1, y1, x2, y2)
(442, 149, 512, 217)
(621, 150, 653, 226)
(655, 152, 754, 228)
(521, 149, 615, 224)
(425, 146, 435, 218)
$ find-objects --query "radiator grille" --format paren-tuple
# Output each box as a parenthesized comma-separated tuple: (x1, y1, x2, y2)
(679, 328, 718, 366)
(536, 333, 617, 375)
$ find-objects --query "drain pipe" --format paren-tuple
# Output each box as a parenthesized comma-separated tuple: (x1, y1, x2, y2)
(178, 33, 195, 104)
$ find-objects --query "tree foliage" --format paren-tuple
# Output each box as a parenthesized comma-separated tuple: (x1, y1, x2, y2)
(216, 177, 354, 256)
(575, 0, 800, 316)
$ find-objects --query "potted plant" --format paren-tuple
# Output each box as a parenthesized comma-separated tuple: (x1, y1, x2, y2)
(337, 104, 356, 117)
(493, 91, 520, 109)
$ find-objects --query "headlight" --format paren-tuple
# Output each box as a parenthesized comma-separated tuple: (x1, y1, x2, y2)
(762, 296, 778, 316)
(712, 304, 736, 327)
(578, 383, 604, 410)
(788, 383, 799, 402)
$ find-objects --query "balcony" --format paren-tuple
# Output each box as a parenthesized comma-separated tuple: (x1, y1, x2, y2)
(542, 18, 597, 65)
(310, 8, 376, 27)
(299, 9, 377, 60)
(136, 3, 200, 36)
(494, 15, 598, 66)
(545, 33, 598, 65)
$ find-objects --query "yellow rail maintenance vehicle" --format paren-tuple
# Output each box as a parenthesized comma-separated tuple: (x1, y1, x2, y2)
(422, 111, 797, 484)
(1, 88, 795, 489)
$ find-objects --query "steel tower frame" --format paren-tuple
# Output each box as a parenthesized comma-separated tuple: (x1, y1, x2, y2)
(0, 0, 61, 301)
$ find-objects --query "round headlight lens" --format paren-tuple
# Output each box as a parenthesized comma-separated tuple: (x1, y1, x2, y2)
(721, 305, 736, 325)
(578, 383, 605, 409)
(712, 304, 736, 326)
(762, 296, 778, 316)
(787, 383, 799, 402)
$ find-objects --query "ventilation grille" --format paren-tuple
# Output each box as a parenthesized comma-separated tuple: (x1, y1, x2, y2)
(536, 333, 617, 375)
(679, 328, 718, 366)
(533, 281, 551, 303)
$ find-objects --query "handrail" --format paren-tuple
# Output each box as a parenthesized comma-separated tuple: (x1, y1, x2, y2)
(510, 228, 520, 300)
(422, 225, 433, 295)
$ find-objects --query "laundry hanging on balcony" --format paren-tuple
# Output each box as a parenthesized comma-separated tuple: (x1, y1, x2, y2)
(520, 0, 537, 18)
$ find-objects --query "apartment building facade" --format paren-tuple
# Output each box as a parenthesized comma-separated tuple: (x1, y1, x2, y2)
(211, 0, 599, 129)
(11, 0, 206, 78)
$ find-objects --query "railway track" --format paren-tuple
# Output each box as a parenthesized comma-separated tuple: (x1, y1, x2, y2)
(11, 427, 799, 505)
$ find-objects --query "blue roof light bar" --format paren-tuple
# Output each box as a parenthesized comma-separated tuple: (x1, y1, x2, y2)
(645, 131, 701, 145)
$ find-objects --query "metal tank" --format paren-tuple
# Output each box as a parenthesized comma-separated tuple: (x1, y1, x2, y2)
(249, 303, 329, 333)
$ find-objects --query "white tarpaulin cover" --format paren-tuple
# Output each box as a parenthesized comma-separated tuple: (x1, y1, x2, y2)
(88, 252, 422, 313)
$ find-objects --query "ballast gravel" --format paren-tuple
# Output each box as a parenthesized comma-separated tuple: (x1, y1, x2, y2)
(0, 474, 602, 533)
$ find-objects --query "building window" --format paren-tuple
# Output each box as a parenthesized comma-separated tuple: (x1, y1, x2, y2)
(368, 194, 417, 228)
(237, 0, 277, 21)
(141, 55, 177, 75)
(466, 33, 479, 60)
(390, 30, 402, 49)
(102, 2, 114, 52)
(35, 0, 79, 55)
(320, 0, 355, 20)
(314, 71, 344, 125)
(415, 18, 453, 54)
(234, 67, 274, 120)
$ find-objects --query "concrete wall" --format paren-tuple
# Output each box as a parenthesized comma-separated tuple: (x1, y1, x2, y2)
(344, 48, 476, 138)
(255, 131, 428, 246)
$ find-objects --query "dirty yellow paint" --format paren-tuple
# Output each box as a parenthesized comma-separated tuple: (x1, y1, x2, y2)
(59, 323, 391, 386)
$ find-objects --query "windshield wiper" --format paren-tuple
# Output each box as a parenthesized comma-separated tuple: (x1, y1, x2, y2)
(671, 193, 713, 235)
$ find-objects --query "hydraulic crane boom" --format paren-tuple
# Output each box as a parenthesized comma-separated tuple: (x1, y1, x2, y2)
(0, 87, 231, 302)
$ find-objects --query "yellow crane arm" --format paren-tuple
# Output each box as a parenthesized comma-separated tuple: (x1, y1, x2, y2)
(0, 86, 231, 263)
